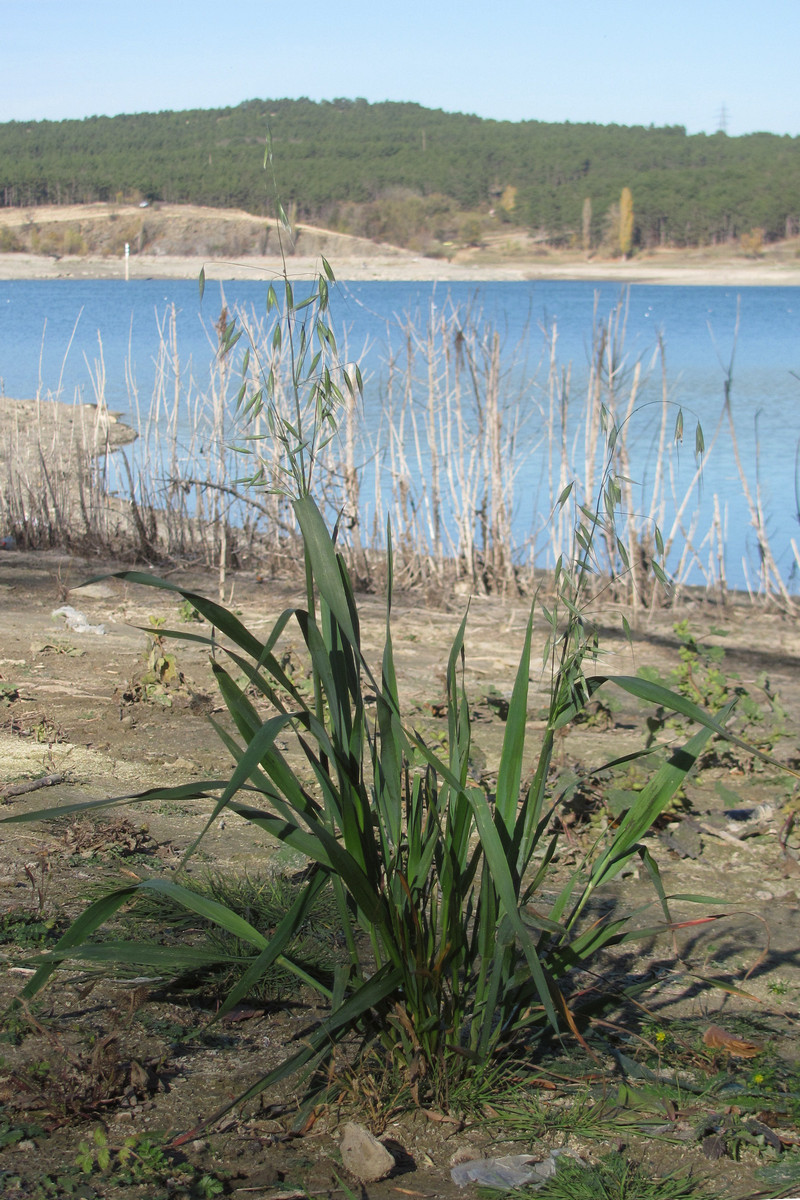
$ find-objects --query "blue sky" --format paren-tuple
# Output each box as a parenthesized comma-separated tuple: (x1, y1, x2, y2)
(4, 0, 799, 137)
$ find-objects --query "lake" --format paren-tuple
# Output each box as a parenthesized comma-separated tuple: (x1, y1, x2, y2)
(1, 278, 799, 593)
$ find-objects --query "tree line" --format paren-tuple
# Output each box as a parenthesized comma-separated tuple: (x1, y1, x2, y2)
(1, 97, 798, 249)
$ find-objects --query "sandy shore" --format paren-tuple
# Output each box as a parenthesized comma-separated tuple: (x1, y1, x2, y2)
(3, 248, 800, 287)
(2, 202, 799, 285)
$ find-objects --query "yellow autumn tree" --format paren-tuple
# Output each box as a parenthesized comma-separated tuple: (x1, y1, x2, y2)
(620, 187, 634, 258)
(582, 197, 592, 253)
(500, 185, 517, 213)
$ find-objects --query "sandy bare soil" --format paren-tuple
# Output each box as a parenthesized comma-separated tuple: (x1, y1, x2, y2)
(2, 202, 800, 285)
(0, 542, 799, 1197)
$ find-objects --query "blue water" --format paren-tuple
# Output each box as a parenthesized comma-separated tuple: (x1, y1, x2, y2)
(2, 278, 799, 590)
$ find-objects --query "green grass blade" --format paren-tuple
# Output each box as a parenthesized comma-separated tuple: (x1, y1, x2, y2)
(293, 495, 357, 644)
(0, 781, 229, 826)
(604, 674, 795, 774)
(462, 785, 560, 1031)
(597, 722, 718, 865)
(568, 721, 719, 930)
(495, 605, 533, 835)
(140, 879, 269, 948)
(19, 884, 141, 997)
(41, 944, 243, 969)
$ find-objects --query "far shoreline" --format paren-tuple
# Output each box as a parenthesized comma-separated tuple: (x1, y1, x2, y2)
(3, 249, 800, 288)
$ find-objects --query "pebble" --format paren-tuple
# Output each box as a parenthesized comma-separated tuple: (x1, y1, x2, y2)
(74, 582, 114, 599)
(339, 1122, 395, 1182)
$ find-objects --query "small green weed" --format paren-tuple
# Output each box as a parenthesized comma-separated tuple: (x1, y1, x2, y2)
(75, 1127, 225, 1195)
(75, 1127, 112, 1174)
(490, 1085, 621, 1142)
(0, 1110, 44, 1149)
(1, 1168, 90, 1198)
(754, 1155, 800, 1195)
(0, 683, 20, 707)
(37, 640, 84, 658)
(0, 910, 65, 949)
(553, 755, 689, 834)
(0, 1004, 43, 1045)
(135, 1013, 196, 1043)
(604, 1014, 800, 1153)
(178, 599, 204, 623)
(121, 616, 186, 707)
(141, 616, 183, 701)
(642, 621, 787, 765)
(535, 1153, 712, 1200)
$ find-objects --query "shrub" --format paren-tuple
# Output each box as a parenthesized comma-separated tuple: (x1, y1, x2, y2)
(0, 226, 22, 252)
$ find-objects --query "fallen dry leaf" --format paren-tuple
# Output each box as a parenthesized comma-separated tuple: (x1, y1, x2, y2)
(702, 1024, 763, 1058)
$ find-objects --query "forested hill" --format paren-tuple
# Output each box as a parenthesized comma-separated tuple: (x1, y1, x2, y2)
(1, 97, 798, 249)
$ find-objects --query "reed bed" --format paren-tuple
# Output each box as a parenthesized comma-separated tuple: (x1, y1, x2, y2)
(0, 290, 794, 610)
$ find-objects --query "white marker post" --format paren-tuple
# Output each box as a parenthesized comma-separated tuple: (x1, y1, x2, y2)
(124, 242, 130, 281)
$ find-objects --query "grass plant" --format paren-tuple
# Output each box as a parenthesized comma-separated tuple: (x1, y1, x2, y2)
(137, 868, 343, 1002)
(534, 1153, 713, 1200)
(2, 239, 794, 1132)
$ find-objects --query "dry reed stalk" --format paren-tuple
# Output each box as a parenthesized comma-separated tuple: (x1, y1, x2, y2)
(546, 322, 572, 570)
(212, 306, 230, 600)
(712, 493, 728, 602)
(3, 293, 796, 610)
(722, 381, 792, 608)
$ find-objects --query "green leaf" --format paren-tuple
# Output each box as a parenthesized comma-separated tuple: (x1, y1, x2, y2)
(0, 779, 228, 827)
(293, 495, 357, 643)
(19, 884, 142, 997)
(557, 481, 574, 508)
(494, 606, 533, 834)
(198, 266, 206, 300)
(44, 943, 243, 969)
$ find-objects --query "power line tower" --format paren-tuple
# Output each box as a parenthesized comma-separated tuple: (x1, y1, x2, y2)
(716, 103, 729, 134)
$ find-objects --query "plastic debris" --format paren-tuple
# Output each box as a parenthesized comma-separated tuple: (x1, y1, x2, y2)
(51, 606, 106, 635)
(451, 1150, 579, 1189)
